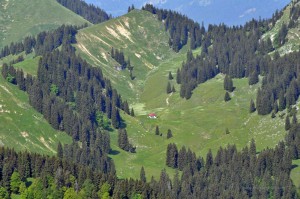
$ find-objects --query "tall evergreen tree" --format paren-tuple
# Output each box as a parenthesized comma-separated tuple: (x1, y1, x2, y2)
(224, 75, 234, 92)
(249, 99, 256, 113)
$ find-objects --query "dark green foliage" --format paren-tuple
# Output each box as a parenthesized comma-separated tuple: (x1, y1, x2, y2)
(57, 0, 110, 24)
(111, 47, 129, 70)
(225, 128, 230, 134)
(118, 129, 136, 153)
(130, 108, 135, 117)
(166, 143, 178, 168)
(155, 125, 159, 135)
(224, 75, 234, 92)
(167, 129, 173, 139)
(168, 71, 173, 80)
(248, 70, 259, 85)
(249, 99, 256, 113)
(256, 88, 272, 115)
(166, 81, 172, 94)
(292, 113, 298, 124)
(285, 115, 291, 131)
(224, 91, 231, 102)
(143, 4, 205, 51)
(176, 68, 181, 84)
(140, 166, 146, 183)
(57, 142, 63, 159)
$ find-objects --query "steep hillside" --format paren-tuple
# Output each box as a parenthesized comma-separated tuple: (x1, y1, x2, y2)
(0, 0, 90, 49)
(0, 69, 72, 155)
(263, 0, 300, 55)
(75, 10, 291, 180)
(75, 9, 176, 101)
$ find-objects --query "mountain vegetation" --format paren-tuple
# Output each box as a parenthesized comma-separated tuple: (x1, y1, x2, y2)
(57, 0, 110, 24)
(1, 0, 300, 198)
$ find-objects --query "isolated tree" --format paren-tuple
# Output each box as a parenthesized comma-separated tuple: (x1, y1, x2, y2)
(249, 99, 256, 113)
(130, 108, 135, 117)
(140, 166, 146, 183)
(224, 75, 234, 92)
(166, 82, 172, 94)
(167, 129, 173, 139)
(155, 126, 160, 135)
(224, 92, 231, 102)
(168, 71, 173, 80)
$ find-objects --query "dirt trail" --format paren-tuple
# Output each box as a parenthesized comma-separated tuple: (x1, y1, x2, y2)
(166, 92, 173, 106)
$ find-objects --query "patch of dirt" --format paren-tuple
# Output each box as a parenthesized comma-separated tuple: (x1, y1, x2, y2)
(90, 34, 110, 47)
(0, 85, 13, 95)
(77, 43, 101, 64)
(3, 0, 9, 10)
(21, 131, 29, 138)
(116, 23, 133, 42)
(101, 52, 108, 62)
(39, 137, 55, 153)
(122, 17, 130, 28)
(106, 27, 121, 40)
(166, 92, 173, 106)
(135, 53, 141, 58)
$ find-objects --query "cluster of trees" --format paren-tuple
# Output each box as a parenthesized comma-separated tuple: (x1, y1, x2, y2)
(165, 137, 297, 198)
(118, 129, 136, 153)
(110, 47, 131, 69)
(256, 50, 300, 115)
(166, 144, 197, 170)
(56, 0, 110, 24)
(288, 0, 300, 28)
(142, 4, 205, 52)
(0, 25, 80, 59)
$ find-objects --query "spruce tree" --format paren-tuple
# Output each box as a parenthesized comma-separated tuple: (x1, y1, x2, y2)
(140, 166, 146, 183)
(168, 71, 173, 80)
(224, 75, 234, 92)
(285, 115, 291, 131)
(167, 129, 173, 139)
(130, 108, 135, 117)
(57, 142, 63, 159)
(166, 82, 172, 94)
(155, 126, 159, 135)
(224, 92, 231, 102)
(249, 99, 256, 113)
(176, 68, 181, 84)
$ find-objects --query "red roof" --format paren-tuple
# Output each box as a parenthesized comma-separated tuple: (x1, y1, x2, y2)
(148, 113, 156, 117)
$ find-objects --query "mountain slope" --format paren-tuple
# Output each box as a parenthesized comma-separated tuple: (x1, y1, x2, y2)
(0, 69, 72, 155)
(75, 9, 176, 102)
(75, 9, 290, 180)
(263, 0, 300, 55)
(0, 0, 90, 49)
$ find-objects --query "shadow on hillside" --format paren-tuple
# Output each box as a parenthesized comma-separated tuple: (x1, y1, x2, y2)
(109, 150, 120, 155)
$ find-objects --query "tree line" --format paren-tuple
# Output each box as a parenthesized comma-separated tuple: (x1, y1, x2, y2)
(56, 0, 111, 24)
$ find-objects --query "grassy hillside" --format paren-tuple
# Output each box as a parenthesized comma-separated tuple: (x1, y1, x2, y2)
(74, 10, 292, 180)
(0, 69, 72, 155)
(263, 1, 300, 55)
(0, 0, 90, 49)
(75, 10, 176, 102)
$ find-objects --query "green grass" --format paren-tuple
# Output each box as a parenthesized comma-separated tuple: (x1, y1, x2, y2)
(74, 10, 293, 180)
(0, 0, 90, 49)
(0, 68, 72, 155)
(13, 56, 40, 76)
(76, 10, 176, 102)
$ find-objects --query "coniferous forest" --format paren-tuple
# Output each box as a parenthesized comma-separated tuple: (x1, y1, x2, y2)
(1, 0, 300, 198)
